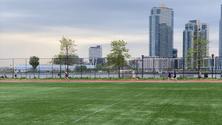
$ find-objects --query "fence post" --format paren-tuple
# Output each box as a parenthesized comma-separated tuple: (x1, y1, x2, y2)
(215, 58, 217, 79)
(136, 59, 139, 77)
(25, 58, 28, 79)
(38, 60, 40, 79)
(52, 59, 54, 78)
(80, 61, 83, 79)
(153, 57, 155, 78)
(211, 54, 215, 79)
(141, 55, 144, 78)
(12, 58, 15, 78)
(94, 69, 96, 79)
(220, 58, 222, 78)
(183, 57, 185, 78)
(66, 50, 69, 76)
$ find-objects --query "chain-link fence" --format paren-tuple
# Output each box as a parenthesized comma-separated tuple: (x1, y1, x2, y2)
(138, 56, 222, 79)
(0, 56, 221, 79)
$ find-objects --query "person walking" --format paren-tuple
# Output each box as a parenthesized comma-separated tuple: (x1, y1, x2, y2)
(65, 72, 69, 79)
(168, 72, 172, 80)
(173, 70, 177, 80)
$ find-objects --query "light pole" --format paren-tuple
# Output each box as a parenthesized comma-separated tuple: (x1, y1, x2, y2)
(183, 57, 185, 78)
(211, 54, 215, 79)
(141, 55, 144, 78)
(66, 46, 69, 75)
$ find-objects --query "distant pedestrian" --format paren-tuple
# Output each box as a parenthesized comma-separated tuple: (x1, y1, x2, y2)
(168, 72, 172, 80)
(58, 73, 61, 78)
(4, 74, 7, 78)
(65, 72, 69, 79)
(14, 70, 18, 78)
(173, 71, 177, 79)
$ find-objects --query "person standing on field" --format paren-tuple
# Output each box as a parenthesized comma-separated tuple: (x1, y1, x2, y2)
(173, 71, 177, 80)
(168, 72, 172, 80)
(65, 72, 69, 79)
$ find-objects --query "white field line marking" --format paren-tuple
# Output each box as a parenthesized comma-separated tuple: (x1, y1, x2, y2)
(73, 92, 144, 124)
(73, 101, 121, 123)
(135, 93, 144, 97)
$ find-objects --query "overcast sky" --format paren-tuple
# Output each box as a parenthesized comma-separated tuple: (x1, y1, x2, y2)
(0, 0, 221, 58)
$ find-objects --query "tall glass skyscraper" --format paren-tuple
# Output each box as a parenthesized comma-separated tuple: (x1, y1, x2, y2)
(149, 6, 174, 57)
(219, 5, 222, 58)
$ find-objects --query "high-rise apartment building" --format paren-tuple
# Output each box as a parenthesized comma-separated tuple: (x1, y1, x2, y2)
(219, 5, 222, 58)
(149, 6, 174, 57)
(183, 20, 209, 58)
(183, 20, 209, 68)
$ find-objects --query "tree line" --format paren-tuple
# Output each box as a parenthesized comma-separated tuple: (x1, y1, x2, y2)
(29, 37, 131, 78)
(29, 36, 209, 78)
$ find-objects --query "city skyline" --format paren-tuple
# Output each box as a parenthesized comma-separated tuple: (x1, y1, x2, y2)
(0, 0, 221, 58)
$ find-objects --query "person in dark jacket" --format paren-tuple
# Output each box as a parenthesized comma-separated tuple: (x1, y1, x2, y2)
(65, 72, 69, 79)
(168, 72, 172, 80)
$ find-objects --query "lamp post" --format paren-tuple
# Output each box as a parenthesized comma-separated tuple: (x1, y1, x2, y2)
(141, 55, 144, 78)
(211, 54, 215, 79)
(183, 57, 185, 78)
(12, 58, 15, 78)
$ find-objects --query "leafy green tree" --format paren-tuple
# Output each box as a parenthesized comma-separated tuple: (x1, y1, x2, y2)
(29, 56, 40, 70)
(107, 40, 130, 78)
(59, 37, 77, 55)
(186, 38, 208, 73)
(186, 48, 194, 69)
(29, 56, 40, 78)
(53, 37, 78, 72)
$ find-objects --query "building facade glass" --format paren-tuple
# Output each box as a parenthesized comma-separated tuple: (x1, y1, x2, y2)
(183, 20, 209, 68)
(149, 6, 174, 57)
(219, 5, 222, 58)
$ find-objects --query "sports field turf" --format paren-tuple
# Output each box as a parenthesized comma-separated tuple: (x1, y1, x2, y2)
(0, 82, 222, 125)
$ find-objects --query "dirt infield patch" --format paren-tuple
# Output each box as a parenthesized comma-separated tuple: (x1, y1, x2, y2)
(1, 79, 222, 83)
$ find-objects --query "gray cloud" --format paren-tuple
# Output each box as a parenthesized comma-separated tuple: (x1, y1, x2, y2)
(0, 0, 221, 57)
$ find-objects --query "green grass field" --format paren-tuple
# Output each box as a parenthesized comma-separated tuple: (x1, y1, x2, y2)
(0, 82, 222, 125)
